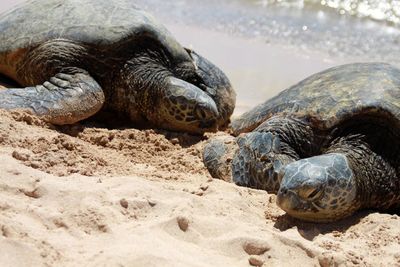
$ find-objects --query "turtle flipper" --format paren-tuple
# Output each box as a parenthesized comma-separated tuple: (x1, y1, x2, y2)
(232, 132, 287, 192)
(203, 131, 293, 192)
(0, 72, 105, 125)
(229, 116, 319, 193)
(203, 135, 237, 182)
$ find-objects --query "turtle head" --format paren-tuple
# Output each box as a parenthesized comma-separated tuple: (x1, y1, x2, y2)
(129, 47, 235, 134)
(158, 49, 235, 133)
(276, 153, 359, 222)
(157, 76, 220, 133)
(185, 49, 236, 130)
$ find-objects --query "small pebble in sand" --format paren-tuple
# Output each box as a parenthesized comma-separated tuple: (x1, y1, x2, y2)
(248, 255, 264, 266)
(30, 162, 40, 169)
(22, 186, 47, 199)
(1, 225, 15, 238)
(98, 136, 109, 146)
(120, 198, 129, 209)
(12, 150, 30, 161)
(243, 240, 271, 255)
(177, 216, 189, 232)
(170, 138, 179, 145)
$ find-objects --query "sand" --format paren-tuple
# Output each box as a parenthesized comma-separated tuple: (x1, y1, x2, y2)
(0, 109, 399, 267)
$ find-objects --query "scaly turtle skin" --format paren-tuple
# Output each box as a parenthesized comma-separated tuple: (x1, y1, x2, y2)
(0, 0, 235, 134)
(204, 62, 400, 222)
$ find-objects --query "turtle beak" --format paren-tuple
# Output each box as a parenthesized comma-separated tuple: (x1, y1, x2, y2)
(277, 187, 299, 211)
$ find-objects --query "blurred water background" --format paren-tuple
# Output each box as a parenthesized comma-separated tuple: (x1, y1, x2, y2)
(2, 0, 400, 114)
(132, 0, 400, 114)
(256, 0, 400, 25)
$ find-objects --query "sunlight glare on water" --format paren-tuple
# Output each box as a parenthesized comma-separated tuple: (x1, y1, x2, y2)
(254, 0, 400, 25)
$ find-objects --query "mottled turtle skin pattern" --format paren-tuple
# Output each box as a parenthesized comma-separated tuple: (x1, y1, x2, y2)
(0, 0, 235, 133)
(204, 63, 400, 222)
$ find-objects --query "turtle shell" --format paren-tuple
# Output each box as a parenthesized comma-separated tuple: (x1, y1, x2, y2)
(232, 63, 400, 136)
(0, 0, 191, 75)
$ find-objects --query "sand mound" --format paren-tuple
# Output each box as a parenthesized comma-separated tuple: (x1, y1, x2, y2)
(0, 110, 399, 267)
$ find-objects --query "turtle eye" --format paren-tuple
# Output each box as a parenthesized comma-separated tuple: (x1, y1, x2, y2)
(199, 82, 208, 91)
(307, 188, 322, 199)
(188, 73, 206, 88)
(298, 185, 323, 201)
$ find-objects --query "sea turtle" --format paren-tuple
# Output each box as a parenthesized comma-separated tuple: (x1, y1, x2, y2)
(0, 0, 235, 134)
(203, 62, 400, 222)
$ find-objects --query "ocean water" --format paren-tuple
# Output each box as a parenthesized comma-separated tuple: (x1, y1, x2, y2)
(252, 0, 400, 25)
(134, 0, 400, 64)
(2, 0, 400, 65)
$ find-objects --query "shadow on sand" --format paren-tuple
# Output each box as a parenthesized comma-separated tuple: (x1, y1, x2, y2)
(272, 208, 400, 241)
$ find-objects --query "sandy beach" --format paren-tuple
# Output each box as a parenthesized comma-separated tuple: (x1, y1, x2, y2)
(1, 0, 400, 266)
(0, 109, 400, 266)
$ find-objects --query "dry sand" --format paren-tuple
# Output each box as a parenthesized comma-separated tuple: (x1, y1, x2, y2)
(0, 109, 399, 267)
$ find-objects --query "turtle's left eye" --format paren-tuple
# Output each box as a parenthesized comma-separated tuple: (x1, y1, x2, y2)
(298, 185, 323, 201)
(187, 73, 206, 89)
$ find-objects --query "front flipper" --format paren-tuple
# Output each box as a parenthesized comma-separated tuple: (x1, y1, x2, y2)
(231, 132, 290, 193)
(205, 116, 319, 193)
(230, 116, 320, 193)
(203, 131, 292, 192)
(0, 72, 105, 125)
(203, 135, 238, 182)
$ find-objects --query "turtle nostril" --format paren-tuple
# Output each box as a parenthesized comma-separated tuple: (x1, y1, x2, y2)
(279, 187, 288, 196)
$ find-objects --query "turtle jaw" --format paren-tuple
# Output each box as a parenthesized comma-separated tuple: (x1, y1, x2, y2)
(276, 153, 358, 223)
(276, 189, 335, 223)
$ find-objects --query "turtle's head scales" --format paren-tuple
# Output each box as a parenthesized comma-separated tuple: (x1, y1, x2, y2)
(154, 76, 219, 134)
(277, 153, 358, 222)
